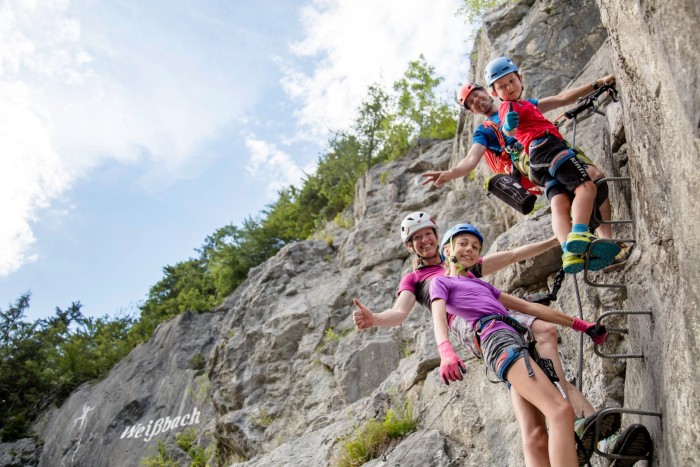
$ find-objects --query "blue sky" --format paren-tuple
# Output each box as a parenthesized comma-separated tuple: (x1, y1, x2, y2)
(0, 0, 473, 321)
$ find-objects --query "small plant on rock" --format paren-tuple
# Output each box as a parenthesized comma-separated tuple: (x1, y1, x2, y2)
(334, 400, 416, 467)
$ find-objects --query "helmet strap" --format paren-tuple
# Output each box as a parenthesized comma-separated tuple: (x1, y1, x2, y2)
(448, 237, 466, 275)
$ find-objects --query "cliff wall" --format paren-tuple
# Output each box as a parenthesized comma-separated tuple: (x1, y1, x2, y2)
(2, 1, 697, 466)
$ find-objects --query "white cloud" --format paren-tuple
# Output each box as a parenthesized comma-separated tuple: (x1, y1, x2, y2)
(280, 0, 473, 141)
(0, 81, 71, 276)
(0, 0, 260, 275)
(245, 137, 312, 198)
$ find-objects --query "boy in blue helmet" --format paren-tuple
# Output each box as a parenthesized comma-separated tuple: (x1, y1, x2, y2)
(421, 78, 616, 247)
(484, 57, 621, 274)
(431, 223, 607, 466)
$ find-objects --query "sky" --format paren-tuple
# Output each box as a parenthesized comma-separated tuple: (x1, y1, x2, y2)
(0, 0, 474, 322)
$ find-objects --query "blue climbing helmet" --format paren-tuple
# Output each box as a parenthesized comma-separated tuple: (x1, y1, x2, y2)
(484, 57, 519, 87)
(440, 223, 483, 260)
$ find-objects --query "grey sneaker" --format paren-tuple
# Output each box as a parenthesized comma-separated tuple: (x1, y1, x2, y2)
(574, 409, 622, 466)
(599, 423, 652, 466)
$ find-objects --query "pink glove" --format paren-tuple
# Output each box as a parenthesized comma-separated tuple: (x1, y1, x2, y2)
(572, 318, 608, 345)
(438, 341, 466, 385)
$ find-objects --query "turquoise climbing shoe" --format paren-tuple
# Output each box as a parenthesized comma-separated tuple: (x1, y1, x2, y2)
(562, 252, 584, 274)
(566, 231, 596, 254)
(566, 231, 622, 260)
(590, 240, 622, 261)
(587, 254, 616, 271)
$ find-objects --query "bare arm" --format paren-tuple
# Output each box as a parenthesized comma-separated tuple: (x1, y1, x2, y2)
(431, 299, 451, 344)
(538, 75, 616, 113)
(352, 291, 417, 329)
(480, 235, 559, 276)
(498, 292, 573, 328)
(421, 143, 488, 187)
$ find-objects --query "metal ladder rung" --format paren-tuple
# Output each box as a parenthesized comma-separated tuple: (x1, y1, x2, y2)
(592, 407, 661, 463)
(593, 310, 652, 359)
(591, 177, 635, 230)
(584, 177, 637, 288)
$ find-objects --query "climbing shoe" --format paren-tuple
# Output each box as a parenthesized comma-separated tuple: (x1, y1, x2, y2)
(590, 239, 622, 261)
(574, 409, 622, 465)
(599, 423, 652, 466)
(588, 255, 616, 272)
(563, 252, 584, 274)
(566, 232, 622, 260)
(566, 231, 596, 255)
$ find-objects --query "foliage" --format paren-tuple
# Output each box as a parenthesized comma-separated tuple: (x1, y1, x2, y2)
(457, 0, 503, 24)
(141, 440, 180, 467)
(392, 55, 458, 141)
(0, 294, 135, 441)
(175, 428, 210, 467)
(250, 408, 274, 429)
(324, 327, 342, 344)
(186, 353, 206, 371)
(334, 401, 416, 467)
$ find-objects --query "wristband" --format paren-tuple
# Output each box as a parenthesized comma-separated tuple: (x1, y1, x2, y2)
(592, 80, 600, 90)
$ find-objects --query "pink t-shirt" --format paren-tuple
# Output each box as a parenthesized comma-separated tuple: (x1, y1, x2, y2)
(397, 260, 482, 328)
(498, 99, 563, 155)
(429, 275, 512, 341)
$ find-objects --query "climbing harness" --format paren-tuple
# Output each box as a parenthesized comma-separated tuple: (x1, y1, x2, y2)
(472, 314, 566, 398)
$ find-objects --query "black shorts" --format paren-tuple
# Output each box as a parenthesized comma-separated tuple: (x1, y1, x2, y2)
(529, 135, 590, 200)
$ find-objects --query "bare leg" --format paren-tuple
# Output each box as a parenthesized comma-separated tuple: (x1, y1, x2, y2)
(585, 165, 612, 238)
(571, 180, 596, 227)
(566, 381, 595, 418)
(596, 197, 613, 239)
(551, 193, 573, 245)
(529, 320, 595, 417)
(507, 358, 578, 467)
(511, 387, 551, 467)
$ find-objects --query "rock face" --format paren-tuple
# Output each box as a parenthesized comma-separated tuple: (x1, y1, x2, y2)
(6, 1, 698, 466)
(36, 311, 225, 467)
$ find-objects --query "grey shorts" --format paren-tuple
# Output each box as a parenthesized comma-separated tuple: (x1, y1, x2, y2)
(482, 328, 529, 383)
(449, 311, 536, 359)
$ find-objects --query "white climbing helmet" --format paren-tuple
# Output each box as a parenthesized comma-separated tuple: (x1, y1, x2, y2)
(400, 211, 438, 243)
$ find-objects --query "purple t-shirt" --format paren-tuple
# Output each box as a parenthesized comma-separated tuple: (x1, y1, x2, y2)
(429, 275, 513, 341)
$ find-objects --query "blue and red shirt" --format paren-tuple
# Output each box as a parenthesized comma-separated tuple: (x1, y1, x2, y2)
(497, 99, 563, 155)
(472, 98, 538, 153)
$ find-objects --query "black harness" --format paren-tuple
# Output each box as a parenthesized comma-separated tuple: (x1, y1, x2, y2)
(473, 314, 562, 392)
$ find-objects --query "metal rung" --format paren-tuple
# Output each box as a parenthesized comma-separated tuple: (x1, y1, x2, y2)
(593, 407, 661, 463)
(593, 310, 652, 358)
(582, 240, 634, 289)
(584, 177, 637, 289)
(592, 177, 635, 232)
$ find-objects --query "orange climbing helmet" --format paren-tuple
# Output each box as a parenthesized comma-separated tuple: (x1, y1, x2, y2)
(458, 82, 486, 107)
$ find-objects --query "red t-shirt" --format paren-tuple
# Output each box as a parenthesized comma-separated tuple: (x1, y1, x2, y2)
(498, 99, 563, 155)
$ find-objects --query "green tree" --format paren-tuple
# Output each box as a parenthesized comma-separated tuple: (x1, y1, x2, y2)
(133, 259, 217, 342)
(353, 83, 390, 169)
(1, 296, 135, 441)
(392, 55, 457, 140)
(458, 0, 502, 24)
